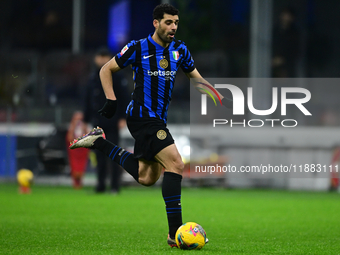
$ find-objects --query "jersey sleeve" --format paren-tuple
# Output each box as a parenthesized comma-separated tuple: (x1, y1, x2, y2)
(115, 41, 137, 69)
(180, 46, 196, 73)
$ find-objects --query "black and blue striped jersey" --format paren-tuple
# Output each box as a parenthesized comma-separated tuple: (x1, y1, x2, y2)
(115, 34, 195, 123)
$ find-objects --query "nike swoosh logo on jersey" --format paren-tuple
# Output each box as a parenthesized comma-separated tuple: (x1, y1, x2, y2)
(143, 54, 154, 59)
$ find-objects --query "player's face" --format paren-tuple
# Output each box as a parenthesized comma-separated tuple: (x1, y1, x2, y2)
(155, 14, 179, 44)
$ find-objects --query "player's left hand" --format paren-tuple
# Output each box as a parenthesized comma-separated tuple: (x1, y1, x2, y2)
(98, 99, 117, 119)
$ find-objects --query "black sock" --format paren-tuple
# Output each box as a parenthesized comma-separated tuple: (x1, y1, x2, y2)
(93, 137, 139, 182)
(162, 172, 182, 239)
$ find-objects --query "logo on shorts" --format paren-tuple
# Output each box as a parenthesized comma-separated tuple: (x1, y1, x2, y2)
(157, 130, 167, 140)
(159, 58, 168, 69)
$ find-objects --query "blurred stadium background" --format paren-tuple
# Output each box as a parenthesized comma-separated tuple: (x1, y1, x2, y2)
(1, 0, 340, 191)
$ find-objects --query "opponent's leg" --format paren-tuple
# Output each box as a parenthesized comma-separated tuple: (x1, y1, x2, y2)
(154, 144, 184, 245)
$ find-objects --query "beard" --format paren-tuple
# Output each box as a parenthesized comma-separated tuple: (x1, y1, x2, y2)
(156, 29, 174, 44)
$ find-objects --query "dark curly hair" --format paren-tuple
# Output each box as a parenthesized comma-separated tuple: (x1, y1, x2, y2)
(153, 3, 179, 20)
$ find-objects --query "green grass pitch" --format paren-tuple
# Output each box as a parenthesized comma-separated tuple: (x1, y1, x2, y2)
(1, 183, 340, 254)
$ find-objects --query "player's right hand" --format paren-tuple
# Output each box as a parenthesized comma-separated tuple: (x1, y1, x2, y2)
(98, 99, 117, 119)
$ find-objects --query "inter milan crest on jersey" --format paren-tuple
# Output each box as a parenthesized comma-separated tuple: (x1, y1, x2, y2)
(172, 51, 179, 61)
(159, 58, 168, 69)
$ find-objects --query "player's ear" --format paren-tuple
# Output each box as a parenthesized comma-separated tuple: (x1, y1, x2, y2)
(153, 19, 159, 29)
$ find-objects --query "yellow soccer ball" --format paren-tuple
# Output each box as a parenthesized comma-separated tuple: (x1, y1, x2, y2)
(175, 222, 207, 250)
(17, 169, 34, 187)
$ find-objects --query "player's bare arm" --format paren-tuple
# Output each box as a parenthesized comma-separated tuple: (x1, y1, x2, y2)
(99, 57, 121, 100)
(97, 57, 122, 118)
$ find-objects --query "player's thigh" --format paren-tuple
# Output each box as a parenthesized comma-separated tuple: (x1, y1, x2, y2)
(154, 144, 184, 174)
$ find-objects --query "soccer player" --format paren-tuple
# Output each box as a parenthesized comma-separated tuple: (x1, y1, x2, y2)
(70, 3, 230, 247)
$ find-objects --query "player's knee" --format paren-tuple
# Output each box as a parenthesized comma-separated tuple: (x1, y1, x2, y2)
(173, 158, 184, 175)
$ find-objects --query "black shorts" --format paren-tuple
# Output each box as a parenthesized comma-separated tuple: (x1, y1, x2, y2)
(126, 116, 174, 161)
